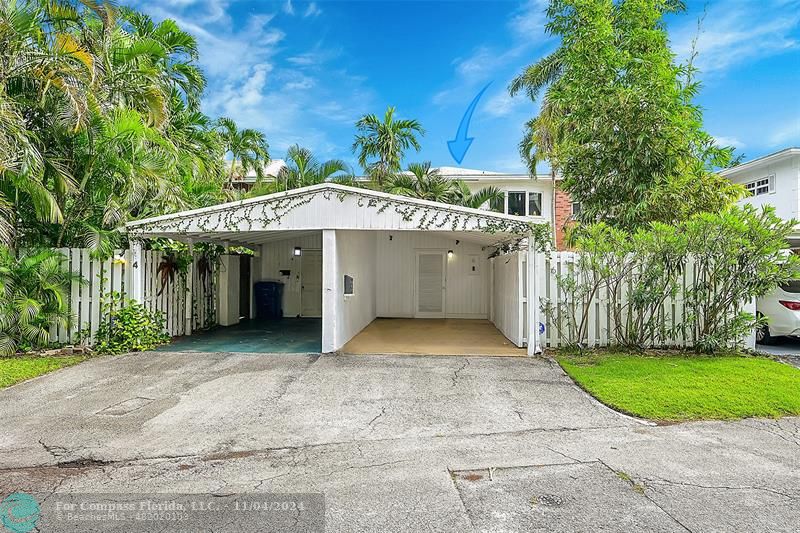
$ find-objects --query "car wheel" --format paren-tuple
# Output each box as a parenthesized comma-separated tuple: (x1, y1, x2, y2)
(756, 319, 778, 345)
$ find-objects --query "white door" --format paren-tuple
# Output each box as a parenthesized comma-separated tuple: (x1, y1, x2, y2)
(301, 250, 323, 317)
(415, 251, 446, 318)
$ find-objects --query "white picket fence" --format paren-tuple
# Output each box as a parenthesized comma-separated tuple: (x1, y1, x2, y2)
(540, 252, 755, 349)
(49, 248, 218, 345)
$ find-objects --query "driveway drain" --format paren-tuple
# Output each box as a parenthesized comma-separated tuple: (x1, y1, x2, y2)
(532, 494, 564, 507)
(97, 397, 154, 416)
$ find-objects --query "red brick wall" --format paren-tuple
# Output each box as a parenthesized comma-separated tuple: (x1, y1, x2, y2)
(554, 183, 574, 250)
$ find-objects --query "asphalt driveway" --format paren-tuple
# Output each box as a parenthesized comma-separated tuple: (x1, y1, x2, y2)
(0, 352, 798, 532)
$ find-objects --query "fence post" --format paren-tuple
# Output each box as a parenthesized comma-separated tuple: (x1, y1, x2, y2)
(527, 232, 541, 356)
(129, 240, 144, 304)
(185, 239, 194, 336)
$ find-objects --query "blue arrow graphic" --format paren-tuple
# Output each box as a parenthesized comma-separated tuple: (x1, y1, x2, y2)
(447, 82, 492, 165)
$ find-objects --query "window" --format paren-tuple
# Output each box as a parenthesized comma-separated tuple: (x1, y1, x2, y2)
(571, 202, 582, 218)
(490, 192, 505, 213)
(528, 192, 542, 216)
(508, 192, 526, 216)
(489, 190, 544, 217)
(344, 275, 354, 296)
(744, 175, 775, 196)
(780, 280, 800, 293)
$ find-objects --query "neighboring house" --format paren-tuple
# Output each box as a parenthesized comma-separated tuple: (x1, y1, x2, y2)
(720, 147, 800, 246)
(236, 163, 576, 249)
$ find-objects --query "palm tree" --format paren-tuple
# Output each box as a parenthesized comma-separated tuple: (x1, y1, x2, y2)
(450, 180, 504, 210)
(0, 0, 89, 245)
(384, 162, 503, 209)
(352, 106, 424, 185)
(215, 117, 270, 187)
(247, 145, 348, 197)
(508, 50, 565, 175)
(0, 247, 83, 355)
(385, 162, 449, 201)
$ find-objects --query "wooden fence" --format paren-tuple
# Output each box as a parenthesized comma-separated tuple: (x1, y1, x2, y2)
(48, 248, 218, 345)
(539, 251, 756, 349)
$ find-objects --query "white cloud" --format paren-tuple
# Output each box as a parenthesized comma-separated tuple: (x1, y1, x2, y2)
(438, 0, 552, 105)
(283, 0, 294, 16)
(768, 118, 800, 147)
(509, 0, 549, 37)
(483, 90, 525, 118)
(134, 0, 374, 161)
(304, 2, 321, 18)
(670, 0, 800, 75)
(712, 135, 746, 149)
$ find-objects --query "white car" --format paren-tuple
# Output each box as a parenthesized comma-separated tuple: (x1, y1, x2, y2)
(756, 280, 800, 344)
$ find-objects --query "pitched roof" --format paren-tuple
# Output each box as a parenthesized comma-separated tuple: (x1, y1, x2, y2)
(126, 183, 541, 247)
(719, 147, 800, 177)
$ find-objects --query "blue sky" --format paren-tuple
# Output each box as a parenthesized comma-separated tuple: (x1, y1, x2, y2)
(132, 0, 800, 173)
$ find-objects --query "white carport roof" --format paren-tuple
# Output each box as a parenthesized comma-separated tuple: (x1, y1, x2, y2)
(126, 183, 541, 248)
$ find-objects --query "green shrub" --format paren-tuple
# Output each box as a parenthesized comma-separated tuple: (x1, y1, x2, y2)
(544, 205, 799, 352)
(0, 247, 83, 355)
(683, 205, 799, 352)
(94, 293, 169, 354)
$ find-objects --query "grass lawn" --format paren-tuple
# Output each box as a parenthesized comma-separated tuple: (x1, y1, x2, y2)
(558, 352, 800, 422)
(0, 355, 85, 389)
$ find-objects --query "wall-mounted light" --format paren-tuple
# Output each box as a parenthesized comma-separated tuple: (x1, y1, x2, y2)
(447, 250, 454, 258)
(293, 247, 302, 257)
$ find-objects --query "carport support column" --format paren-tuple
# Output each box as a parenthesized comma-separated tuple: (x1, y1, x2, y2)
(321, 229, 338, 353)
(129, 239, 144, 305)
(527, 233, 542, 356)
(185, 239, 194, 336)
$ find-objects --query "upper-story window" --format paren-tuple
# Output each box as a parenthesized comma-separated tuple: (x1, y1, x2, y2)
(493, 191, 543, 217)
(744, 175, 775, 196)
(508, 192, 526, 216)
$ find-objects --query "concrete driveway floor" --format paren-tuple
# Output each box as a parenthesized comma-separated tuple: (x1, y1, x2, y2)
(0, 352, 798, 532)
(756, 336, 800, 368)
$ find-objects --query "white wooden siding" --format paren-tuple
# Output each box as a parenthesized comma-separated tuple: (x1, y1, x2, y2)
(130, 187, 533, 245)
(489, 252, 524, 347)
(260, 232, 323, 317)
(376, 231, 489, 318)
(330, 230, 378, 348)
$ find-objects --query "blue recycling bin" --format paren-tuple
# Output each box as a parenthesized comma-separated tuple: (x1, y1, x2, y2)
(254, 281, 284, 319)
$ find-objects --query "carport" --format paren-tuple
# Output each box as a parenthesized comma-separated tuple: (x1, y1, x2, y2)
(125, 184, 544, 355)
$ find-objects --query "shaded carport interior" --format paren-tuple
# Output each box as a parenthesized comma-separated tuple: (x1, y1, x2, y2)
(125, 184, 541, 356)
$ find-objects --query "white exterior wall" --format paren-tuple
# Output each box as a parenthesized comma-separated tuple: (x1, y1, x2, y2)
(463, 178, 554, 221)
(490, 252, 523, 347)
(218, 254, 240, 326)
(333, 230, 378, 349)
(260, 232, 322, 317)
(726, 155, 800, 221)
(376, 232, 489, 318)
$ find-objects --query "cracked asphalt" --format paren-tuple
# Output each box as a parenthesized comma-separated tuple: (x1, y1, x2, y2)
(0, 351, 798, 532)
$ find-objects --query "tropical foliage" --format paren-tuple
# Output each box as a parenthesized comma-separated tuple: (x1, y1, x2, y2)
(94, 293, 169, 354)
(384, 162, 504, 209)
(247, 145, 349, 197)
(510, 0, 743, 230)
(545, 206, 799, 352)
(216, 117, 270, 187)
(353, 106, 425, 185)
(0, 0, 265, 255)
(0, 247, 82, 355)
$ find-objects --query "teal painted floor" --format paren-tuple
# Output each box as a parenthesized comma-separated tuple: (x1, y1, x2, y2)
(158, 318, 322, 353)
